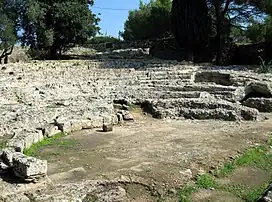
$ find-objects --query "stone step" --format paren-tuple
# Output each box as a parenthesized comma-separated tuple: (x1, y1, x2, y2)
(142, 98, 261, 121)
(242, 98, 272, 112)
(138, 79, 191, 86)
(154, 84, 237, 92)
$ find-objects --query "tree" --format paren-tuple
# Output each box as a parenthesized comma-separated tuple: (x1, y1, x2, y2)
(206, 0, 266, 64)
(21, 0, 100, 58)
(0, 0, 21, 63)
(122, 0, 172, 41)
(244, 17, 268, 43)
(171, 0, 211, 61)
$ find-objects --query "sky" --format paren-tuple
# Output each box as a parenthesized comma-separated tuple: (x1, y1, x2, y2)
(91, 0, 150, 37)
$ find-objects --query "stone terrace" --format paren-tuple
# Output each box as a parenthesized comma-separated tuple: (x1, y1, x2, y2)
(0, 59, 272, 152)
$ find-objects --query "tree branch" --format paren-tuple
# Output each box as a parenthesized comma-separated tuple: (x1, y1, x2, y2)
(223, 0, 232, 15)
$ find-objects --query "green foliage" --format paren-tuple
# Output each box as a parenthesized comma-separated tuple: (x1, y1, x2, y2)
(245, 16, 272, 43)
(214, 162, 236, 178)
(0, 0, 20, 60)
(179, 184, 197, 202)
(0, 140, 7, 149)
(195, 174, 217, 189)
(0, 13, 16, 50)
(85, 36, 120, 45)
(215, 145, 272, 177)
(122, 0, 172, 41)
(221, 183, 269, 202)
(21, 0, 100, 58)
(179, 137, 272, 201)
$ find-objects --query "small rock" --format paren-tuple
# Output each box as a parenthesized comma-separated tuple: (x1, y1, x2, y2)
(123, 111, 134, 121)
(264, 191, 272, 202)
(103, 123, 113, 132)
(179, 169, 193, 178)
(39, 124, 60, 138)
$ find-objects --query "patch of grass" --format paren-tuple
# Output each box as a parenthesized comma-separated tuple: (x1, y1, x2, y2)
(215, 145, 270, 177)
(221, 183, 268, 202)
(196, 174, 217, 189)
(23, 132, 78, 157)
(214, 162, 236, 178)
(179, 175, 217, 202)
(180, 136, 272, 202)
(0, 140, 7, 149)
(179, 184, 197, 202)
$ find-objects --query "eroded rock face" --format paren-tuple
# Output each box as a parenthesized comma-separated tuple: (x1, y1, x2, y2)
(243, 98, 272, 112)
(0, 61, 270, 150)
(12, 153, 47, 182)
(142, 98, 262, 121)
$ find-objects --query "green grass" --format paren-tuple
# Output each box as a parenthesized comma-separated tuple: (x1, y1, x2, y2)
(214, 145, 271, 177)
(179, 184, 197, 202)
(195, 174, 217, 189)
(179, 175, 217, 202)
(23, 132, 78, 157)
(0, 140, 7, 149)
(179, 136, 272, 202)
(221, 183, 269, 202)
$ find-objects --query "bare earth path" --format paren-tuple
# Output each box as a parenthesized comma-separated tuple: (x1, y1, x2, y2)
(35, 110, 272, 199)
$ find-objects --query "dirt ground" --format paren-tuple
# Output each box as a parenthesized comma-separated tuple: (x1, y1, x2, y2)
(29, 109, 272, 201)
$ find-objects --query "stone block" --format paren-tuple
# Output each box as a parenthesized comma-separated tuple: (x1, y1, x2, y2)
(6, 139, 25, 153)
(90, 116, 104, 128)
(42, 124, 60, 137)
(103, 124, 113, 132)
(12, 152, 47, 181)
(243, 98, 272, 112)
(123, 112, 134, 121)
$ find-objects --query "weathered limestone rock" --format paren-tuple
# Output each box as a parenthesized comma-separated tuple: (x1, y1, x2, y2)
(243, 98, 272, 112)
(194, 71, 233, 86)
(245, 81, 272, 96)
(6, 130, 43, 152)
(1, 147, 15, 167)
(103, 123, 113, 132)
(38, 124, 60, 138)
(263, 191, 272, 202)
(122, 111, 134, 121)
(12, 152, 47, 182)
(258, 184, 272, 202)
(143, 98, 261, 121)
(0, 194, 31, 202)
(83, 185, 127, 202)
(0, 161, 9, 171)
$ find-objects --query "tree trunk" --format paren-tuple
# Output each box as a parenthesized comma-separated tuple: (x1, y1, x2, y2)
(4, 56, 8, 64)
(215, 1, 222, 65)
(187, 52, 194, 62)
(50, 46, 58, 59)
(0, 46, 14, 64)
